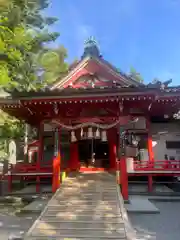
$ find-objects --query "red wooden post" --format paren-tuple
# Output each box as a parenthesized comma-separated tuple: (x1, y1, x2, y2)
(52, 128, 61, 193)
(69, 142, 79, 171)
(117, 161, 121, 184)
(57, 128, 61, 187)
(120, 156, 128, 200)
(146, 119, 154, 163)
(52, 155, 60, 193)
(36, 122, 43, 193)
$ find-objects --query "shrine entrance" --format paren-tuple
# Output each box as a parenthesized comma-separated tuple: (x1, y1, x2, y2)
(78, 139, 109, 169)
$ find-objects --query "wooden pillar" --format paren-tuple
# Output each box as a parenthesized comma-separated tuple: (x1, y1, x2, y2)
(69, 142, 79, 171)
(52, 128, 61, 193)
(36, 122, 44, 193)
(108, 129, 117, 170)
(120, 156, 128, 200)
(146, 119, 154, 163)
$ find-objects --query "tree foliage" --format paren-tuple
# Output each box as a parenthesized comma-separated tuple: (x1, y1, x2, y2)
(129, 66, 144, 83)
(0, 0, 68, 145)
(38, 45, 69, 85)
(0, 0, 68, 91)
(0, 110, 24, 139)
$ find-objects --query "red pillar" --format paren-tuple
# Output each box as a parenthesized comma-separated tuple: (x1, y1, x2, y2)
(69, 142, 79, 171)
(120, 156, 128, 200)
(108, 129, 117, 170)
(36, 122, 44, 193)
(146, 119, 154, 163)
(52, 129, 61, 193)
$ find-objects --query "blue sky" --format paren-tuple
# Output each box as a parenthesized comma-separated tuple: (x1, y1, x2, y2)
(45, 0, 180, 84)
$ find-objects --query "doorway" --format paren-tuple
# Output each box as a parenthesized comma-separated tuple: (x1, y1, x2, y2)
(78, 139, 109, 169)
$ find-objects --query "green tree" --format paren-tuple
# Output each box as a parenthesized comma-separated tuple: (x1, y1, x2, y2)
(0, 17, 35, 89)
(129, 66, 144, 83)
(38, 45, 69, 85)
(0, 0, 68, 145)
(0, 0, 68, 91)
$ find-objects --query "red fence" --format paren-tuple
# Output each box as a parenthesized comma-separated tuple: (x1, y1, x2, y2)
(133, 160, 180, 171)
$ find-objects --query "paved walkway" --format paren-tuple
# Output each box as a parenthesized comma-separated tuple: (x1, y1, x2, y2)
(24, 172, 129, 239)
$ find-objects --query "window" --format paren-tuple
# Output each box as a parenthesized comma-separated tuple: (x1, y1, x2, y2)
(166, 141, 180, 149)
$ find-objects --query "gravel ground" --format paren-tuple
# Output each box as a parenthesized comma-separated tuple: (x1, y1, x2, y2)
(0, 203, 39, 240)
(0, 213, 38, 240)
(129, 201, 180, 240)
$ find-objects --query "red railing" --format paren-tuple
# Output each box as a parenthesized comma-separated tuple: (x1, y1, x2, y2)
(11, 163, 52, 173)
(133, 160, 180, 171)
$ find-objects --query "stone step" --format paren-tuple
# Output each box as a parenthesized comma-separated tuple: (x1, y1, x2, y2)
(64, 178, 115, 181)
(47, 203, 118, 208)
(45, 210, 120, 215)
(60, 187, 116, 190)
(41, 214, 122, 221)
(57, 190, 116, 196)
(50, 200, 118, 205)
(31, 228, 126, 238)
(47, 203, 118, 211)
(24, 173, 127, 240)
(59, 188, 117, 192)
(42, 214, 122, 221)
(26, 237, 124, 240)
(41, 218, 123, 224)
(56, 196, 117, 199)
(64, 182, 116, 185)
(36, 221, 124, 229)
(58, 190, 117, 193)
(55, 194, 117, 197)
(56, 194, 117, 198)
(52, 197, 117, 202)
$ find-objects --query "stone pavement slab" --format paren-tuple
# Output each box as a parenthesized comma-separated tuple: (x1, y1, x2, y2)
(129, 184, 173, 193)
(125, 196, 160, 214)
(21, 200, 49, 213)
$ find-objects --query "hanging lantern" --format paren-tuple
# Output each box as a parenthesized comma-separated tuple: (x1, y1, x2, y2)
(71, 131, 77, 142)
(95, 128, 100, 139)
(87, 127, 93, 139)
(101, 130, 107, 142)
(80, 128, 84, 138)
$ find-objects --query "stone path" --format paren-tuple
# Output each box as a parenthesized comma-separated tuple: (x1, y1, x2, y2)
(24, 172, 129, 240)
(129, 201, 180, 240)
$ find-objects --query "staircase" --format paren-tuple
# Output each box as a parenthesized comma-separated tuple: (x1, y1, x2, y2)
(24, 172, 130, 239)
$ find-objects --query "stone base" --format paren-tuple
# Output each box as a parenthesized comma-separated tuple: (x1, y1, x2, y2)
(0, 180, 8, 196)
(125, 196, 160, 214)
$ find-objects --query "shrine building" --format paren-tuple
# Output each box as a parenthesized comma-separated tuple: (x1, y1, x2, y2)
(1, 37, 180, 198)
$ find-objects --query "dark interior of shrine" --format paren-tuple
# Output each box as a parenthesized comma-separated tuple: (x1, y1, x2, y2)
(78, 139, 109, 168)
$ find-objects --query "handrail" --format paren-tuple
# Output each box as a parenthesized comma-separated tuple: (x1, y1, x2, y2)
(133, 159, 180, 171)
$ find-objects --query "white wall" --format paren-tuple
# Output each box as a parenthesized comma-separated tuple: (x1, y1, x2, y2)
(151, 122, 180, 160)
(127, 117, 146, 129)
